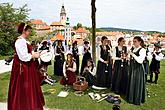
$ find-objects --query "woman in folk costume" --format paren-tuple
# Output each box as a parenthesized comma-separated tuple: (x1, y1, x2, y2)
(54, 40, 65, 76)
(39, 41, 52, 72)
(111, 37, 128, 95)
(82, 59, 96, 86)
(72, 41, 79, 75)
(126, 36, 146, 105)
(8, 23, 45, 110)
(60, 52, 76, 85)
(149, 43, 164, 84)
(80, 41, 92, 75)
(95, 36, 112, 88)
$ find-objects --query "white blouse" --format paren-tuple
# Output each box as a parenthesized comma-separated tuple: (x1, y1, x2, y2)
(153, 50, 164, 61)
(54, 46, 65, 56)
(131, 47, 146, 64)
(63, 61, 76, 77)
(15, 36, 32, 62)
(112, 46, 124, 60)
(97, 45, 111, 62)
(88, 67, 96, 76)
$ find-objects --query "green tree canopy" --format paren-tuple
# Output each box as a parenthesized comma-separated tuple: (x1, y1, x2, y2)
(0, 3, 30, 55)
(73, 23, 83, 30)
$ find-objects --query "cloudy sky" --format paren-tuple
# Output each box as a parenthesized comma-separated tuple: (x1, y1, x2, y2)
(1, 0, 165, 32)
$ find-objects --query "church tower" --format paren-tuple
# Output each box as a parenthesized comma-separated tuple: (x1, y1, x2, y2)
(65, 17, 71, 47)
(60, 4, 66, 25)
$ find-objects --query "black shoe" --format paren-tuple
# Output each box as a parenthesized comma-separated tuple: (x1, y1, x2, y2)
(148, 80, 154, 83)
(112, 104, 120, 110)
(154, 81, 157, 84)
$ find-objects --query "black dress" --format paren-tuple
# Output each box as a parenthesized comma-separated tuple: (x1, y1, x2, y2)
(82, 67, 96, 86)
(54, 46, 65, 76)
(112, 46, 128, 95)
(126, 48, 145, 105)
(72, 47, 79, 75)
(80, 46, 92, 75)
(95, 45, 112, 88)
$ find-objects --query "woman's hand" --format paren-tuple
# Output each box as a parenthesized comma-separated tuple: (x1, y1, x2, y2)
(103, 61, 108, 64)
(32, 52, 40, 58)
(67, 68, 72, 71)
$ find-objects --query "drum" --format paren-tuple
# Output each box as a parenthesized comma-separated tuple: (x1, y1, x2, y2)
(40, 50, 53, 62)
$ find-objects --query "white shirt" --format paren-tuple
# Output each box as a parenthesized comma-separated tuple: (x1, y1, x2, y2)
(82, 45, 90, 55)
(63, 61, 76, 77)
(153, 50, 164, 61)
(112, 46, 124, 60)
(131, 47, 146, 64)
(97, 45, 111, 62)
(146, 50, 152, 61)
(88, 67, 96, 76)
(54, 46, 65, 56)
(15, 36, 32, 62)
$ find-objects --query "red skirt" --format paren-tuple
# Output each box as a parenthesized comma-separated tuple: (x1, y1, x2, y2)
(8, 55, 45, 110)
(60, 70, 76, 85)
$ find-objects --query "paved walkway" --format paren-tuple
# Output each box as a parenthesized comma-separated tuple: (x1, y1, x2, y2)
(0, 60, 12, 74)
(0, 103, 7, 110)
(0, 60, 56, 110)
(0, 102, 56, 110)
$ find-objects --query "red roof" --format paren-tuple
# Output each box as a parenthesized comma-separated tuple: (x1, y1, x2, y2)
(96, 32, 124, 36)
(38, 26, 50, 30)
(51, 33, 64, 41)
(31, 19, 44, 25)
(76, 28, 89, 33)
(50, 22, 63, 26)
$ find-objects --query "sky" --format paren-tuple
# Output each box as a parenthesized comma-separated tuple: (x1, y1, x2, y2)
(1, 0, 165, 32)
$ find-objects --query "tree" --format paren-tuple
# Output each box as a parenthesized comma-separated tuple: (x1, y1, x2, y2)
(0, 3, 30, 55)
(91, 0, 96, 64)
(73, 23, 83, 30)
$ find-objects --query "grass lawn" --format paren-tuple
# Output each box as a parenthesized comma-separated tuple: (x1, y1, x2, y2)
(0, 60, 165, 110)
(0, 55, 12, 60)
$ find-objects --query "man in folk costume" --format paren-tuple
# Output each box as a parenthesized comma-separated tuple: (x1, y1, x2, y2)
(149, 42, 164, 84)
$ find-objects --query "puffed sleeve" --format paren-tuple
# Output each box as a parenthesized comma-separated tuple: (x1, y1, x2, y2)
(63, 61, 66, 77)
(155, 52, 164, 61)
(97, 45, 104, 62)
(112, 47, 121, 60)
(70, 62, 76, 72)
(54, 46, 60, 56)
(15, 39, 32, 62)
(132, 48, 146, 64)
(89, 67, 96, 76)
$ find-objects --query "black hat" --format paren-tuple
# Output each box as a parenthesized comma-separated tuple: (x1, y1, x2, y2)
(57, 40, 62, 42)
(42, 41, 47, 45)
(154, 43, 161, 48)
(84, 41, 89, 44)
(72, 41, 77, 46)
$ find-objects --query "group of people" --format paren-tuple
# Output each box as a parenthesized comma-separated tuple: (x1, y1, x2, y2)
(49, 34, 164, 105)
(53, 40, 93, 86)
(8, 22, 164, 110)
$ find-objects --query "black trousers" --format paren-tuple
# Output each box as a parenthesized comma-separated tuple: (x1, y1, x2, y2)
(150, 72, 159, 83)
